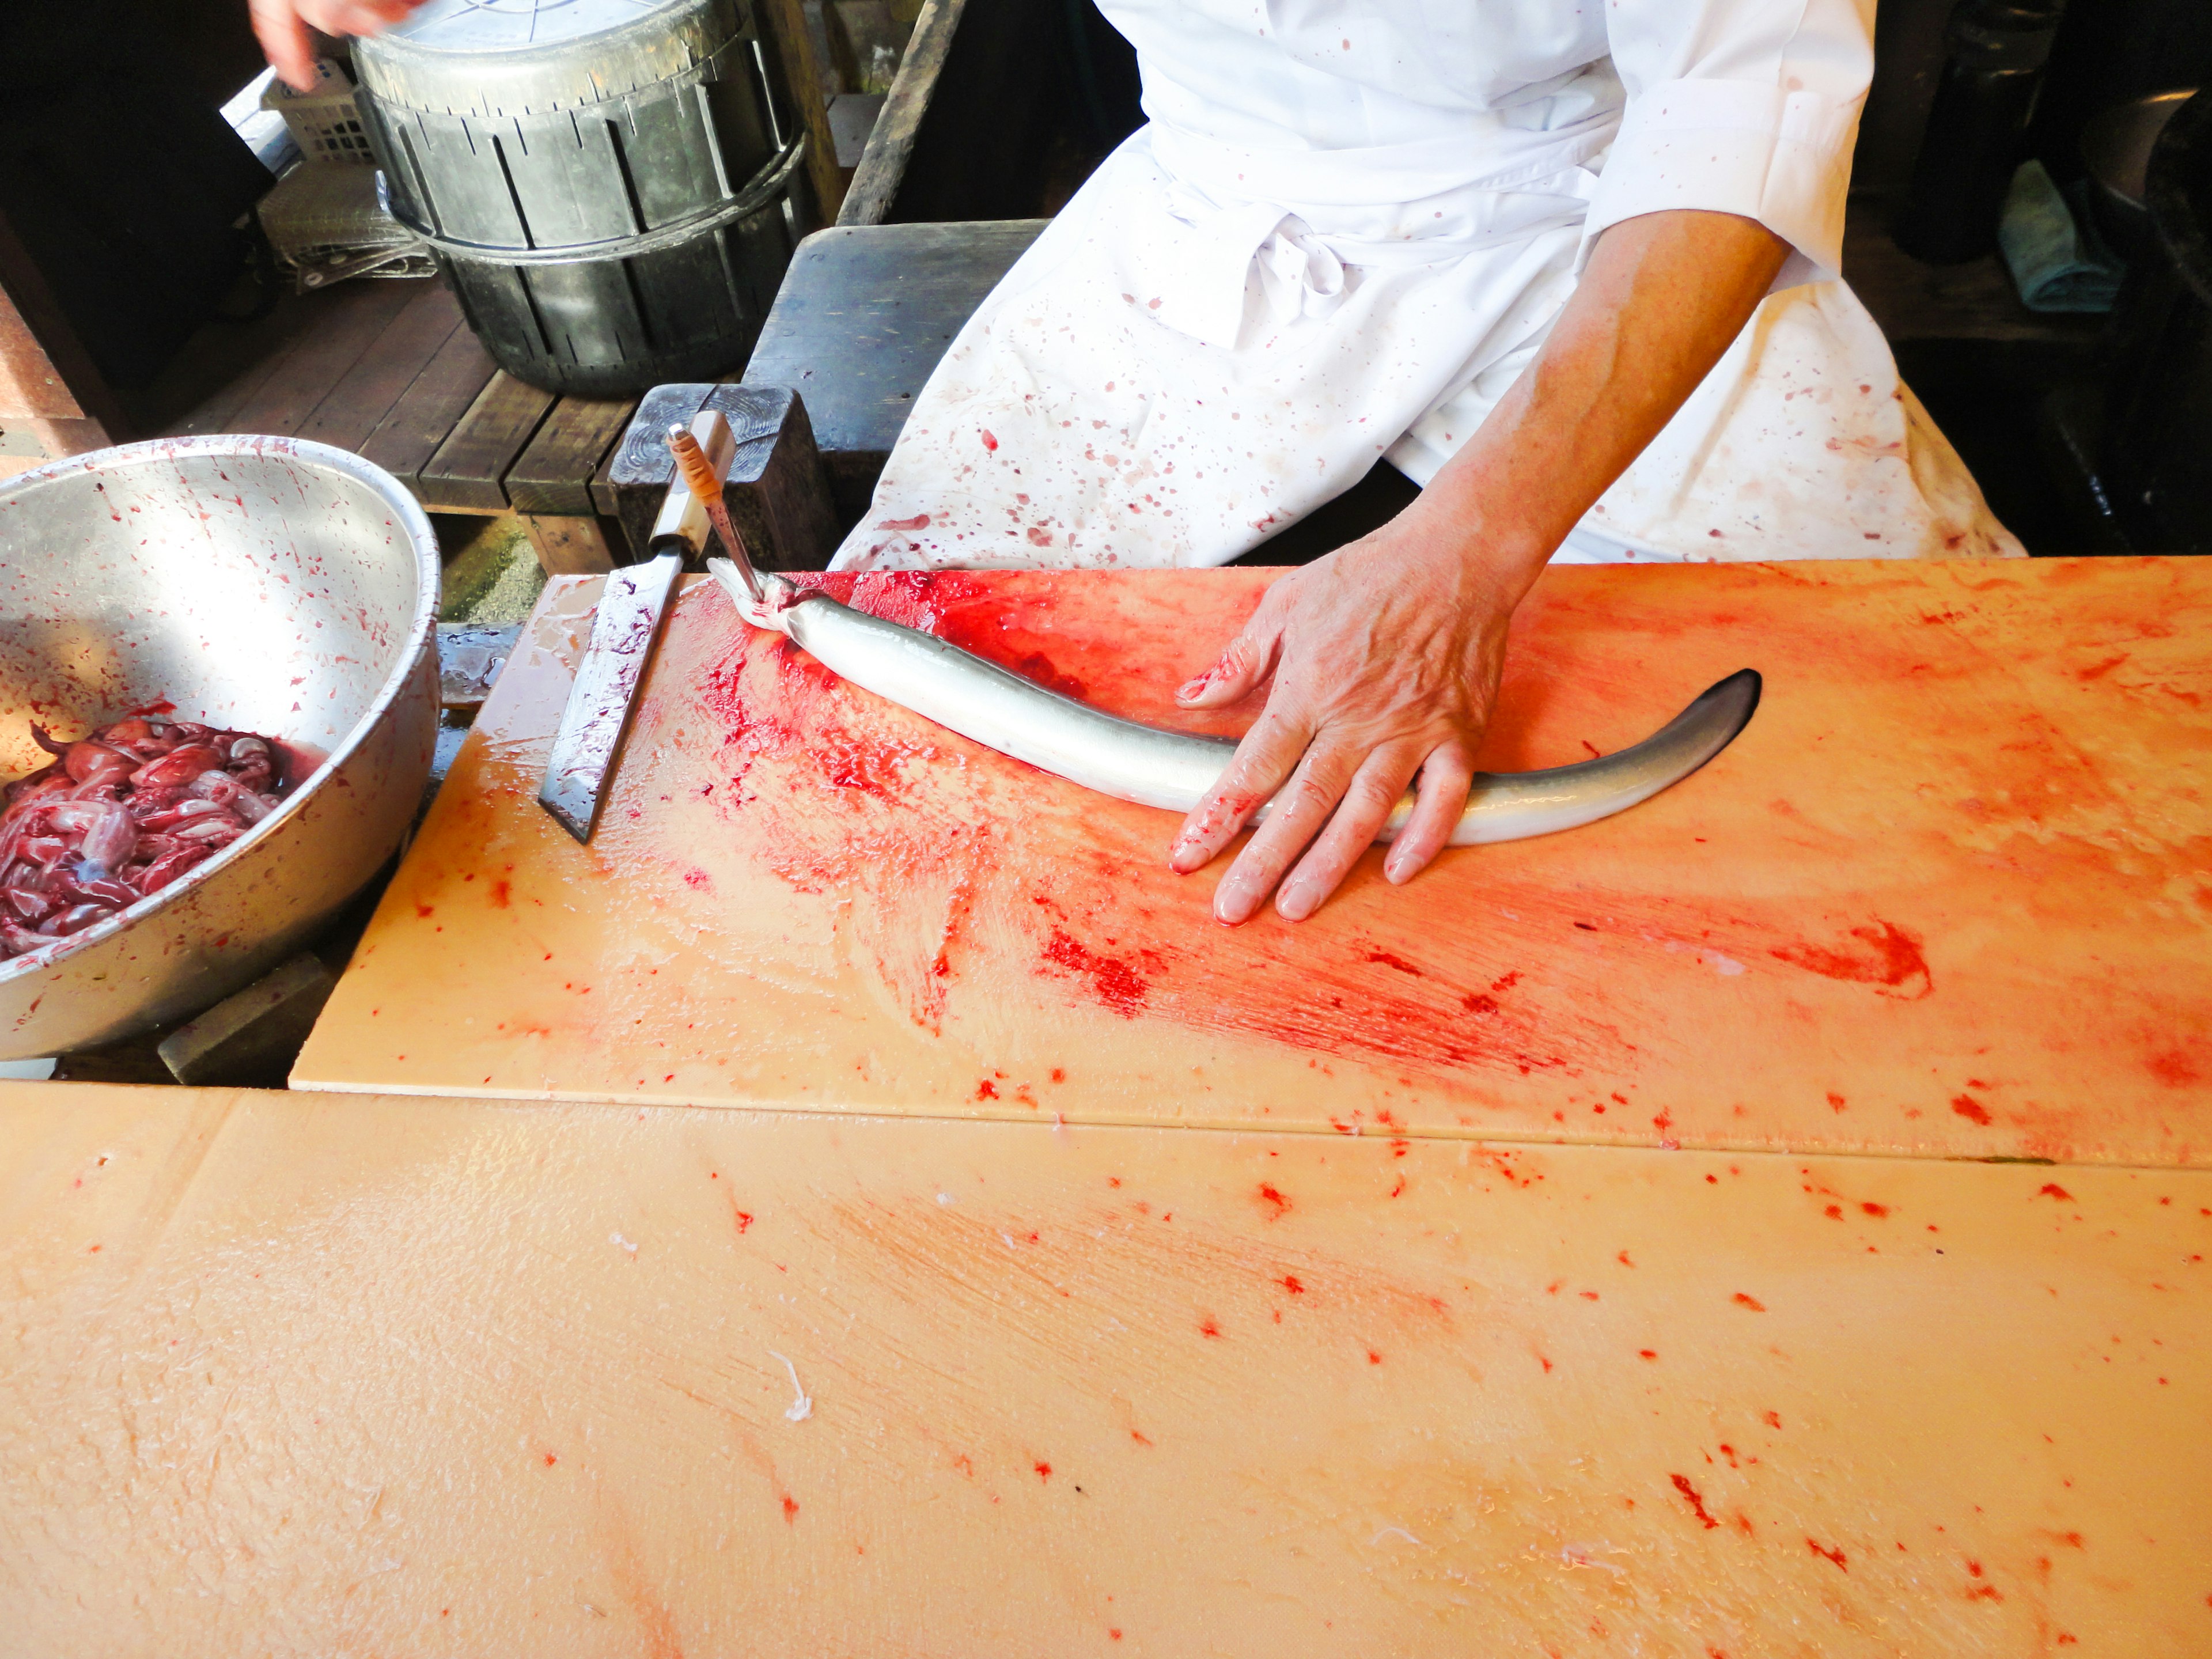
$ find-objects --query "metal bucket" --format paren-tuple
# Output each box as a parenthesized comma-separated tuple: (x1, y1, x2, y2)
(0, 438, 440, 1058)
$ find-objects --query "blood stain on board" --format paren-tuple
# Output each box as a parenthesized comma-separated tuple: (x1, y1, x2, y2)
(1770, 921, 1933, 999)
(1669, 1474, 1721, 1529)
(1256, 1183, 1290, 1219)
(1041, 930, 1154, 1016)
(1952, 1094, 1993, 1125)
(1806, 1538, 1848, 1571)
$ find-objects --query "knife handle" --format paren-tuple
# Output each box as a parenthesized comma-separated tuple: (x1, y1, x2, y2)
(646, 408, 737, 560)
(671, 423, 726, 504)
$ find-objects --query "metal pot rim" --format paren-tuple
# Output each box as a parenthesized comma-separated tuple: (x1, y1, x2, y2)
(0, 435, 440, 988)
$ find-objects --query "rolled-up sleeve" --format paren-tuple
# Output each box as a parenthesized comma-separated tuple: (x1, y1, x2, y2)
(1582, 0, 1874, 286)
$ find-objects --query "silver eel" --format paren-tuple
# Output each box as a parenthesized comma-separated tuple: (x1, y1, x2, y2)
(709, 560, 1760, 846)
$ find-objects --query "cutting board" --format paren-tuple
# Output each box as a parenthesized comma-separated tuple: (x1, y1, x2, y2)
(293, 558, 2212, 1164)
(6, 1082, 2206, 1656)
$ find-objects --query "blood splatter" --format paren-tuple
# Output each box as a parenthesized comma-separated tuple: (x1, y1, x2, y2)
(1952, 1094, 1992, 1125)
(1770, 921, 1932, 999)
(1670, 1474, 1721, 1529)
(1041, 929, 1154, 1017)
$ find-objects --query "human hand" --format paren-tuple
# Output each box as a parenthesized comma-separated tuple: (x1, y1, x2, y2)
(1168, 510, 1544, 925)
(249, 0, 422, 91)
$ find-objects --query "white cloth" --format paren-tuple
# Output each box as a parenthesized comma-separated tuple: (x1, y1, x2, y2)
(833, 0, 2022, 572)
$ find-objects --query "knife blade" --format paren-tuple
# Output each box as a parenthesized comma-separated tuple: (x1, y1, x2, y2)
(536, 551, 684, 843)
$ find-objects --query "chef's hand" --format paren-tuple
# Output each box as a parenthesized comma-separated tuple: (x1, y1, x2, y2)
(251, 0, 422, 90)
(1168, 207, 1791, 924)
(1169, 511, 1543, 924)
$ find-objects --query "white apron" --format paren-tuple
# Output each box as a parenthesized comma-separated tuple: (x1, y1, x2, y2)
(833, 0, 2023, 572)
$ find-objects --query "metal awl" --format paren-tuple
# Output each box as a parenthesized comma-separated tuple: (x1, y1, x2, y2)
(667, 423, 767, 604)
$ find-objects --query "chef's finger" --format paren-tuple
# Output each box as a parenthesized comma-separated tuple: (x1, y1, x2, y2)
(300, 0, 414, 31)
(250, 0, 322, 89)
(1168, 698, 1314, 876)
(1274, 739, 1429, 921)
(1211, 729, 1364, 925)
(1382, 741, 1476, 884)
(1176, 597, 1285, 709)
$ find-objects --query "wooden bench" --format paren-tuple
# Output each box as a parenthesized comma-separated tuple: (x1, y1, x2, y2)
(600, 220, 1045, 562)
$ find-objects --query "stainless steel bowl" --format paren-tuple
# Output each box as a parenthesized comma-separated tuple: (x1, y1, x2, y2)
(0, 437, 440, 1058)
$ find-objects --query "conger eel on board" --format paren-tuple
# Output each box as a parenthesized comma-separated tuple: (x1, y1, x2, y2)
(706, 558, 1761, 846)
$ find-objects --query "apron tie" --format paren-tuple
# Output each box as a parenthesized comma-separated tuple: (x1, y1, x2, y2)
(1137, 121, 1613, 351)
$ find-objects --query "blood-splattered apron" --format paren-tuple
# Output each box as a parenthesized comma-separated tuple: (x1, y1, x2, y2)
(832, 0, 2022, 571)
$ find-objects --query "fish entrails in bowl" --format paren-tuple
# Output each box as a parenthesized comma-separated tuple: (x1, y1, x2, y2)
(0, 711, 297, 957)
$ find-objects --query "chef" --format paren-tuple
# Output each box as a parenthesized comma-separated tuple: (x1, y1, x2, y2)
(260, 0, 2021, 927)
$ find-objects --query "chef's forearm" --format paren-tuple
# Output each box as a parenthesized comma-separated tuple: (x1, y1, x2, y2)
(1410, 209, 1791, 592)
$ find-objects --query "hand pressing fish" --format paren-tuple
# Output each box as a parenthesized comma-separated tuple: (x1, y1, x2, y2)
(0, 712, 291, 959)
(706, 556, 1760, 851)
(673, 427, 1760, 877)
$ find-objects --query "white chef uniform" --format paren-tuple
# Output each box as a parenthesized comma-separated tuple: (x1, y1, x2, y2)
(832, 0, 2024, 573)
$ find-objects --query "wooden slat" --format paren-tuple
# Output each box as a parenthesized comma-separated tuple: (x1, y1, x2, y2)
(292, 284, 467, 454)
(357, 326, 499, 497)
(756, 0, 847, 223)
(837, 0, 967, 226)
(136, 287, 334, 439)
(521, 513, 618, 576)
(415, 371, 559, 514)
(505, 395, 638, 517)
(221, 279, 425, 438)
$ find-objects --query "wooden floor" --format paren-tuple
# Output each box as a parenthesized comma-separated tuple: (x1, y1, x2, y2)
(123, 277, 639, 561)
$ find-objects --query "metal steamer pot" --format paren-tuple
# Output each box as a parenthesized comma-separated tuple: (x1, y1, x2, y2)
(0, 438, 439, 1058)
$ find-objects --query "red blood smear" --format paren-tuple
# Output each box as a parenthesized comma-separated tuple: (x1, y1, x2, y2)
(1770, 921, 1932, 998)
(1042, 929, 1152, 1017)
(1281, 1275, 1304, 1294)
(1951, 1094, 1993, 1125)
(1732, 1293, 1766, 1311)
(2036, 1182, 2075, 1202)
(1033, 1461, 1052, 1481)
(781, 1495, 799, 1523)
(1806, 1538, 1849, 1571)
(1256, 1183, 1289, 1217)
(668, 570, 2086, 1104)
(1670, 1474, 1721, 1529)
(1860, 1202, 1888, 1218)
(1368, 951, 1422, 976)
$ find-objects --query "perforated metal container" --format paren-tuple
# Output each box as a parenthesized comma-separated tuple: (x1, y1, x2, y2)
(355, 0, 813, 393)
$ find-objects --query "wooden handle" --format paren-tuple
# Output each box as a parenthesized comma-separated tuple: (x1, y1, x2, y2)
(668, 425, 723, 506)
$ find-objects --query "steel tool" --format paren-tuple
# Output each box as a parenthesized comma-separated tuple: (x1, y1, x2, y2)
(535, 414, 745, 842)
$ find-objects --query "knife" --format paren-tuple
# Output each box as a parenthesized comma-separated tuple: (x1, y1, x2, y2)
(535, 409, 737, 842)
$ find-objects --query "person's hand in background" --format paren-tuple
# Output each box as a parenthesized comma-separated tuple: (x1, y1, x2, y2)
(250, 0, 423, 90)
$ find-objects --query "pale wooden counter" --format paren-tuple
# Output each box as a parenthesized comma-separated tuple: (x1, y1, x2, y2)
(3, 1083, 2206, 1654)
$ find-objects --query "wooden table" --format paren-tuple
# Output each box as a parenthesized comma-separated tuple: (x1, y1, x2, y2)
(293, 556, 2212, 1165)
(5, 1081, 2205, 1654)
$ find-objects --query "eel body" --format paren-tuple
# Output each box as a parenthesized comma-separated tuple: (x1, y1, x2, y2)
(709, 562, 1759, 846)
